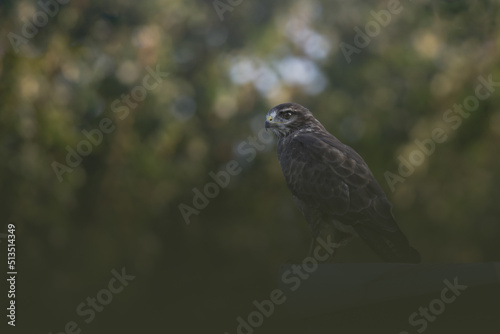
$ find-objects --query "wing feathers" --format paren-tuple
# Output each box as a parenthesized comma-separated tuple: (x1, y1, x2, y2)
(278, 131, 397, 232)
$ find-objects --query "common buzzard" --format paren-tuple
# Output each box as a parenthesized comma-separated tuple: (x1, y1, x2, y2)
(265, 103, 420, 263)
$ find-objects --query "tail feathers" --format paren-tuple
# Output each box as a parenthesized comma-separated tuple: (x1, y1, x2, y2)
(354, 225, 421, 264)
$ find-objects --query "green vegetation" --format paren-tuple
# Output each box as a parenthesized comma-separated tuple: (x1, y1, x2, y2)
(1, 0, 499, 332)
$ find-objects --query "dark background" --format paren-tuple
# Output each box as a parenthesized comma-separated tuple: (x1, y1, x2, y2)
(1, 0, 499, 333)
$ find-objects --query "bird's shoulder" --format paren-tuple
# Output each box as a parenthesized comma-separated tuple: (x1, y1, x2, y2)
(277, 127, 339, 157)
(278, 129, 371, 182)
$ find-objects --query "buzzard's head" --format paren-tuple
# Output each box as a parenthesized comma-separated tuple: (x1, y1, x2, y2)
(265, 103, 320, 138)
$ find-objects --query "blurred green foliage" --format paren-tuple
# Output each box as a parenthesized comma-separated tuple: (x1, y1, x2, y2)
(1, 0, 500, 332)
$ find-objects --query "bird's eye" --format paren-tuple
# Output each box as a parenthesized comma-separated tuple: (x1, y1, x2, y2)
(282, 111, 293, 120)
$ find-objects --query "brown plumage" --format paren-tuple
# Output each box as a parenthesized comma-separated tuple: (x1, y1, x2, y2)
(265, 103, 420, 263)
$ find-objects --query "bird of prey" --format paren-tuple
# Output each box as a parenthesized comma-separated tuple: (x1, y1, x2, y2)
(265, 103, 420, 263)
